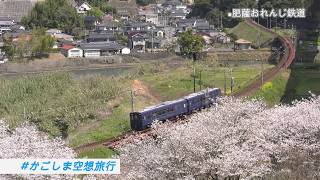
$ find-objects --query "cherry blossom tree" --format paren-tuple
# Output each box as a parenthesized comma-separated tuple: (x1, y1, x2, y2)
(113, 96, 320, 179)
(0, 120, 75, 179)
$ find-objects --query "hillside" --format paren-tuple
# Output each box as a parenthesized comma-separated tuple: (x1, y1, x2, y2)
(227, 21, 275, 48)
(0, 0, 44, 22)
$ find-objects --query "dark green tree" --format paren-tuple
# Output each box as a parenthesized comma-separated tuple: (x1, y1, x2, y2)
(30, 28, 55, 58)
(3, 36, 16, 60)
(22, 0, 83, 34)
(87, 7, 104, 20)
(178, 30, 205, 59)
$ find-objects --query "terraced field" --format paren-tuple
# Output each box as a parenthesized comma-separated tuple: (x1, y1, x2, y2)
(0, 0, 43, 22)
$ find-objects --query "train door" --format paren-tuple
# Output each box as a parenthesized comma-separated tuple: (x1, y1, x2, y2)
(130, 113, 142, 131)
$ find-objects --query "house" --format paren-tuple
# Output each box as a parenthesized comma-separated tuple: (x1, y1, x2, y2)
(117, 8, 131, 21)
(46, 29, 62, 36)
(215, 33, 231, 44)
(79, 41, 128, 57)
(57, 38, 75, 48)
(123, 21, 155, 33)
(46, 29, 74, 42)
(52, 33, 74, 42)
(75, 2, 92, 14)
(138, 7, 159, 26)
(121, 47, 131, 54)
(194, 19, 211, 32)
(176, 18, 195, 32)
(0, 18, 15, 28)
(0, 18, 15, 34)
(128, 32, 149, 52)
(96, 21, 121, 32)
(176, 18, 212, 33)
(145, 12, 159, 25)
(61, 45, 83, 58)
(169, 9, 188, 24)
(86, 32, 116, 43)
(146, 36, 162, 52)
(234, 39, 252, 50)
(0, 55, 8, 64)
(209, 32, 231, 44)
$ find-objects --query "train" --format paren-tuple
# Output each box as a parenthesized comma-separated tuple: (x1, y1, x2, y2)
(130, 88, 221, 131)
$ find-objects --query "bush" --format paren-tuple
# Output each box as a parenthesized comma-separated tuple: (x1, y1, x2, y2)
(0, 73, 121, 137)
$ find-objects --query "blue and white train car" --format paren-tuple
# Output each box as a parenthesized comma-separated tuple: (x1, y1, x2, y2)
(130, 99, 188, 131)
(130, 88, 221, 131)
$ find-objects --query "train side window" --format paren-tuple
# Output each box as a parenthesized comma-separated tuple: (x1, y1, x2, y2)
(184, 104, 186, 108)
(144, 116, 146, 120)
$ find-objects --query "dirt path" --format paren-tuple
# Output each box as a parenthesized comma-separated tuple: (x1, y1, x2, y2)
(132, 79, 160, 103)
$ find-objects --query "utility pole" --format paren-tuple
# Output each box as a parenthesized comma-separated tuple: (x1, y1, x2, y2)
(261, 59, 264, 88)
(266, 17, 268, 28)
(275, 16, 278, 32)
(151, 28, 154, 53)
(199, 70, 202, 91)
(220, 11, 223, 29)
(130, 90, 134, 112)
(230, 68, 234, 93)
(258, 30, 261, 49)
(23, 107, 26, 120)
(284, 18, 287, 29)
(231, 77, 235, 93)
(224, 69, 227, 95)
(112, 10, 115, 35)
(193, 66, 196, 93)
(269, 18, 272, 29)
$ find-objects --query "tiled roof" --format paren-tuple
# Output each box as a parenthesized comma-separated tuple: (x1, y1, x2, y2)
(87, 32, 115, 39)
(235, 39, 252, 44)
(79, 42, 125, 51)
(62, 44, 76, 50)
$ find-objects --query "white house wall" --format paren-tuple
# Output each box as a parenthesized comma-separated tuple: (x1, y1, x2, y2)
(84, 50, 101, 58)
(68, 48, 83, 58)
(121, 47, 131, 55)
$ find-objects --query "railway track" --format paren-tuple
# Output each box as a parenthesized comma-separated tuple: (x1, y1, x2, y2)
(75, 19, 296, 153)
(74, 129, 152, 153)
(234, 18, 296, 97)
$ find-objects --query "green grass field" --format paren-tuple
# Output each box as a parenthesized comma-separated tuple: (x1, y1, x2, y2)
(0, 60, 276, 158)
(252, 71, 290, 106)
(0, 73, 121, 137)
(228, 21, 275, 48)
(78, 147, 117, 158)
(142, 63, 275, 100)
(252, 65, 320, 106)
(282, 65, 320, 103)
(68, 94, 156, 145)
